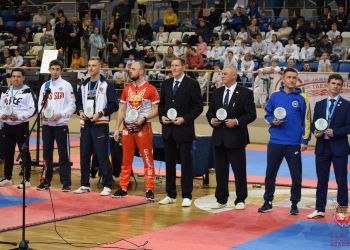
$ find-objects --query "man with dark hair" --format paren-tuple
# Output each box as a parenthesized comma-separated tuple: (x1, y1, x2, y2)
(308, 74, 350, 219)
(0, 68, 36, 188)
(36, 60, 76, 191)
(54, 15, 70, 52)
(67, 16, 83, 67)
(135, 18, 153, 46)
(74, 57, 119, 196)
(112, 62, 159, 200)
(158, 57, 203, 207)
(258, 68, 311, 215)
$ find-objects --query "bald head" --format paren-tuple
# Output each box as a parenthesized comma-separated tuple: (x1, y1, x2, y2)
(221, 66, 238, 87)
(129, 61, 145, 83)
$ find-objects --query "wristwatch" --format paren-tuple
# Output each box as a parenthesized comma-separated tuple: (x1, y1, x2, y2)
(143, 116, 148, 123)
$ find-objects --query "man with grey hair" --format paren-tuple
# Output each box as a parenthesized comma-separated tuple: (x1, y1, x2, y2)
(206, 65, 256, 210)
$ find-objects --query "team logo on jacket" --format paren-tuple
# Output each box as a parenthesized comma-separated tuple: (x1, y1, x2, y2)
(127, 88, 147, 109)
(292, 100, 299, 108)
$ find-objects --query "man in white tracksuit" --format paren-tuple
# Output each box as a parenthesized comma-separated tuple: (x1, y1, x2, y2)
(37, 60, 76, 191)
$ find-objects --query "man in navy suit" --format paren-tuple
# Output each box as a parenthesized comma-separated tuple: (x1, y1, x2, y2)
(308, 74, 350, 219)
(206, 65, 256, 210)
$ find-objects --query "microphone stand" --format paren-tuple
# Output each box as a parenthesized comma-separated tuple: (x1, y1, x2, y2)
(11, 89, 51, 250)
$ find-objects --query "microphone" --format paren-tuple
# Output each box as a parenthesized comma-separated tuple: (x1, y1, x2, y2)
(41, 88, 51, 105)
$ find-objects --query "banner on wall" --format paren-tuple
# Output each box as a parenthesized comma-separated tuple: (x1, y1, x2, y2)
(269, 73, 350, 111)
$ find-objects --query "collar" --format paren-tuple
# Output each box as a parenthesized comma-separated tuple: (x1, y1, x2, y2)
(133, 80, 147, 88)
(224, 83, 237, 92)
(173, 73, 185, 83)
(328, 95, 340, 102)
(51, 76, 62, 84)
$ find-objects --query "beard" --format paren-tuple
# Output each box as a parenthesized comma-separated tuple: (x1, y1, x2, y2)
(129, 75, 139, 81)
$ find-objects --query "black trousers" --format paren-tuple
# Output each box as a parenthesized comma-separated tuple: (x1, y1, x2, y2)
(42, 125, 71, 186)
(3, 122, 31, 181)
(214, 145, 247, 205)
(164, 137, 193, 199)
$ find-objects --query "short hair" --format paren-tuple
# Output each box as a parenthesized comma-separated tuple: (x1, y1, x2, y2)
(328, 73, 344, 84)
(89, 56, 101, 65)
(227, 51, 233, 55)
(171, 57, 185, 65)
(157, 53, 164, 60)
(11, 68, 25, 76)
(49, 59, 64, 69)
(283, 67, 298, 75)
(133, 61, 145, 71)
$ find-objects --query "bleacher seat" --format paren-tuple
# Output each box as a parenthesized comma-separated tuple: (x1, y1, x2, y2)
(342, 32, 350, 47)
(5, 21, 16, 31)
(168, 32, 182, 43)
(156, 46, 169, 54)
(310, 62, 319, 71)
(331, 63, 339, 72)
(26, 45, 43, 56)
(33, 33, 44, 44)
(339, 63, 350, 72)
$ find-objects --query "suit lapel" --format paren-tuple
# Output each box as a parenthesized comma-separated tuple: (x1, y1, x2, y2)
(227, 85, 240, 110)
(329, 96, 343, 125)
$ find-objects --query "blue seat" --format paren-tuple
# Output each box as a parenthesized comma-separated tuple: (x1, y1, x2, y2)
(305, 17, 318, 22)
(276, 17, 288, 24)
(92, 19, 105, 33)
(1, 10, 16, 22)
(331, 63, 339, 72)
(296, 62, 304, 71)
(339, 63, 350, 72)
(310, 62, 319, 71)
(5, 21, 16, 31)
(278, 62, 287, 68)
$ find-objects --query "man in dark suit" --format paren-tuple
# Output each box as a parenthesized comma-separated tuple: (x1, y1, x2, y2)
(308, 73, 350, 219)
(206, 65, 256, 210)
(158, 57, 203, 207)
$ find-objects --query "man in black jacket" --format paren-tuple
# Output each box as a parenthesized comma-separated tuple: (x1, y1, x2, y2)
(158, 57, 203, 207)
(54, 16, 70, 52)
(135, 18, 153, 46)
(67, 16, 83, 67)
(206, 65, 256, 210)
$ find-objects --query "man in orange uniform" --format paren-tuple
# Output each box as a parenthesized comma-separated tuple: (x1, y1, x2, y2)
(113, 61, 159, 200)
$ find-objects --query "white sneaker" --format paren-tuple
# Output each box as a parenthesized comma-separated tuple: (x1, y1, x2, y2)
(100, 187, 112, 196)
(210, 202, 227, 210)
(182, 198, 192, 207)
(74, 186, 91, 194)
(0, 178, 12, 187)
(235, 202, 246, 210)
(307, 210, 325, 219)
(17, 181, 30, 189)
(158, 196, 176, 205)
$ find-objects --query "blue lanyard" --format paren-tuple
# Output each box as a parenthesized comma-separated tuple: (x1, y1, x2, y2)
(327, 97, 339, 120)
(88, 80, 100, 97)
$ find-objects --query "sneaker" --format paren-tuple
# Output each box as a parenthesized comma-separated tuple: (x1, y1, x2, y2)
(307, 210, 325, 219)
(61, 185, 71, 192)
(100, 187, 112, 196)
(36, 183, 50, 191)
(235, 202, 246, 210)
(17, 181, 30, 189)
(73, 186, 91, 194)
(182, 198, 192, 207)
(158, 196, 176, 205)
(112, 188, 128, 198)
(210, 202, 227, 210)
(290, 204, 299, 215)
(0, 178, 12, 187)
(145, 190, 155, 201)
(258, 201, 272, 213)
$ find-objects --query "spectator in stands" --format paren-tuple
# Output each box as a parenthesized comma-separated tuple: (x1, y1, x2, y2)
(125, 54, 135, 69)
(153, 53, 164, 70)
(320, 5, 333, 32)
(0, 48, 11, 63)
(23, 26, 33, 42)
(100, 62, 113, 79)
(306, 20, 323, 47)
(271, 0, 283, 18)
(163, 46, 176, 68)
(135, 18, 153, 46)
(208, 40, 225, 64)
(301, 63, 313, 72)
(112, 0, 130, 25)
(334, 5, 347, 32)
(40, 23, 54, 45)
(12, 49, 23, 67)
(122, 33, 140, 58)
(234, 0, 248, 10)
(264, 34, 284, 63)
(252, 34, 267, 62)
(264, 22, 276, 45)
(315, 35, 332, 60)
(259, 10, 274, 32)
(16, 6, 30, 21)
(237, 40, 252, 62)
(144, 48, 156, 69)
(224, 38, 239, 56)
(2, 57, 14, 74)
(89, 26, 105, 58)
(246, 0, 261, 19)
(70, 50, 84, 69)
(195, 20, 210, 42)
(186, 47, 203, 69)
(223, 51, 238, 67)
(18, 35, 29, 55)
(204, 7, 221, 28)
(83, 22, 95, 59)
(152, 26, 168, 45)
(231, 6, 248, 32)
(10, 21, 24, 45)
(197, 69, 209, 97)
(163, 7, 178, 32)
(55, 9, 65, 23)
(326, 23, 341, 43)
(48, 13, 56, 30)
(54, 16, 70, 52)
(176, 13, 193, 32)
(113, 62, 127, 89)
(286, 58, 296, 70)
(318, 52, 333, 72)
(239, 53, 255, 87)
(236, 26, 248, 46)
(82, 13, 91, 30)
(283, 38, 300, 61)
(291, 17, 307, 46)
(57, 48, 65, 63)
(108, 47, 123, 68)
(113, 12, 125, 36)
(197, 35, 208, 58)
(247, 18, 261, 42)
(32, 7, 46, 32)
(67, 16, 83, 66)
(286, 0, 301, 17)
(277, 20, 292, 45)
(219, 22, 236, 46)
(211, 63, 223, 88)
(300, 41, 316, 62)
(103, 21, 119, 51)
(331, 35, 347, 62)
(173, 40, 185, 58)
(253, 62, 270, 107)
(191, 0, 202, 18)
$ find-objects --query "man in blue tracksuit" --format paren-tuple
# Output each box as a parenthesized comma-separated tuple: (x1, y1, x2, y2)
(258, 68, 311, 215)
(74, 56, 118, 196)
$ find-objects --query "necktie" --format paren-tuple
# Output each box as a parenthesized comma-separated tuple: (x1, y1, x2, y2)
(328, 99, 336, 119)
(223, 89, 230, 109)
(173, 80, 180, 95)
